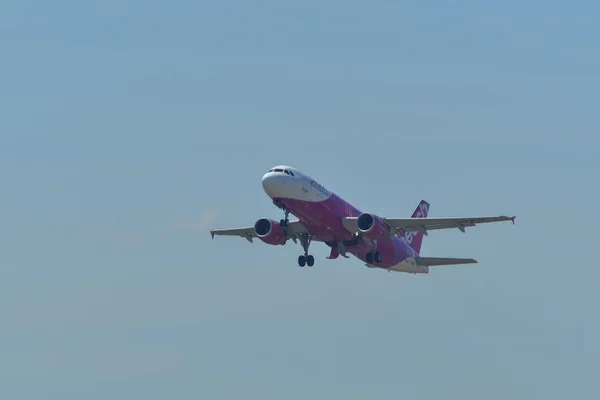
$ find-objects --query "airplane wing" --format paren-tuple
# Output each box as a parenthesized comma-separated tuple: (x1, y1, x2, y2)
(416, 256, 478, 266)
(210, 220, 318, 243)
(343, 215, 515, 235)
(210, 225, 257, 242)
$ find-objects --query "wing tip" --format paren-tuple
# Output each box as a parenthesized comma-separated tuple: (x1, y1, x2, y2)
(210, 231, 215, 239)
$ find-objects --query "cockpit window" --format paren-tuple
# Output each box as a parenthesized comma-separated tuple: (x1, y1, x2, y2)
(270, 168, 294, 176)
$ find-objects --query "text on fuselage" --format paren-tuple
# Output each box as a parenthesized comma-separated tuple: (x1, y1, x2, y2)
(310, 180, 330, 197)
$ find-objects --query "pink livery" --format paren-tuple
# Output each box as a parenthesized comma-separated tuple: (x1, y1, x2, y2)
(211, 165, 515, 274)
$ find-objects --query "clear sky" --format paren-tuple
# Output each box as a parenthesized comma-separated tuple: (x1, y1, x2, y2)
(1, 0, 599, 398)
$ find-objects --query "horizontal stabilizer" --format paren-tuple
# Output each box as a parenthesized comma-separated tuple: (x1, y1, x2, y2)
(416, 257, 478, 266)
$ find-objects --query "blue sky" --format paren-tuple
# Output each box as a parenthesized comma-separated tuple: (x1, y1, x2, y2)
(1, 0, 599, 398)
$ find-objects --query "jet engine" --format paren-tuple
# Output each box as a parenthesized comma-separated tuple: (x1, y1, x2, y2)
(357, 212, 390, 240)
(254, 218, 287, 245)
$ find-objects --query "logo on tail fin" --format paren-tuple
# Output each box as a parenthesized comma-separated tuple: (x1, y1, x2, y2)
(405, 232, 417, 244)
(404, 201, 429, 246)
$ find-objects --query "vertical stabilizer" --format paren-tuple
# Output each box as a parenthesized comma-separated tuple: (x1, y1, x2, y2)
(403, 200, 429, 254)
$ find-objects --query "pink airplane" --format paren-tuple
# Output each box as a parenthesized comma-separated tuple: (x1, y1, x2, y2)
(210, 165, 515, 274)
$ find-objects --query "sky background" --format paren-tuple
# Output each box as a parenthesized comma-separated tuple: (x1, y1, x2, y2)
(1, 0, 599, 398)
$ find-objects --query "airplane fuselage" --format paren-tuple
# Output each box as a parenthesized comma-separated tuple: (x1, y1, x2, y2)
(261, 166, 428, 273)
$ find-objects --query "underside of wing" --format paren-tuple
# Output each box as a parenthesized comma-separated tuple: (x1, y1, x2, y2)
(386, 216, 515, 233)
(343, 215, 515, 236)
(210, 226, 257, 242)
(210, 220, 323, 243)
(416, 256, 478, 266)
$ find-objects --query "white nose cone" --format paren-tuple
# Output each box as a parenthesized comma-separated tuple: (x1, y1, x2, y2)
(262, 172, 280, 198)
(261, 168, 317, 201)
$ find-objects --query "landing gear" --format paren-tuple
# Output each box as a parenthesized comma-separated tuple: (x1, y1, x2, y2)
(279, 209, 290, 227)
(374, 252, 382, 263)
(298, 254, 314, 267)
(280, 209, 291, 244)
(297, 233, 314, 267)
(366, 251, 382, 264)
(298, 255, 306, 267)
(365, 238, 382, 264)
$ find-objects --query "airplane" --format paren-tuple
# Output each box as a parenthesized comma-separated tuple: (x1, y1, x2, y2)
(210, 165, 515, 274)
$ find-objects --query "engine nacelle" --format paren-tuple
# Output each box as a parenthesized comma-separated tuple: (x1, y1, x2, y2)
(357, 212, 390, 240)
(254, 218, 287, 245)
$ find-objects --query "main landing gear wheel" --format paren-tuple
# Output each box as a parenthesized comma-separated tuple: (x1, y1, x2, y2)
(374, 252, 382, 263)
(366, 252, 382, 264)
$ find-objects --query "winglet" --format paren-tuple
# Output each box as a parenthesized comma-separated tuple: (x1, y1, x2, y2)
(511, 216, 516, 225)
(210, 231, 215, 239)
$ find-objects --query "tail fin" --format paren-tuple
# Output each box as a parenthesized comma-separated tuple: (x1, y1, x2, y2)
(403, 200, 429, 254)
